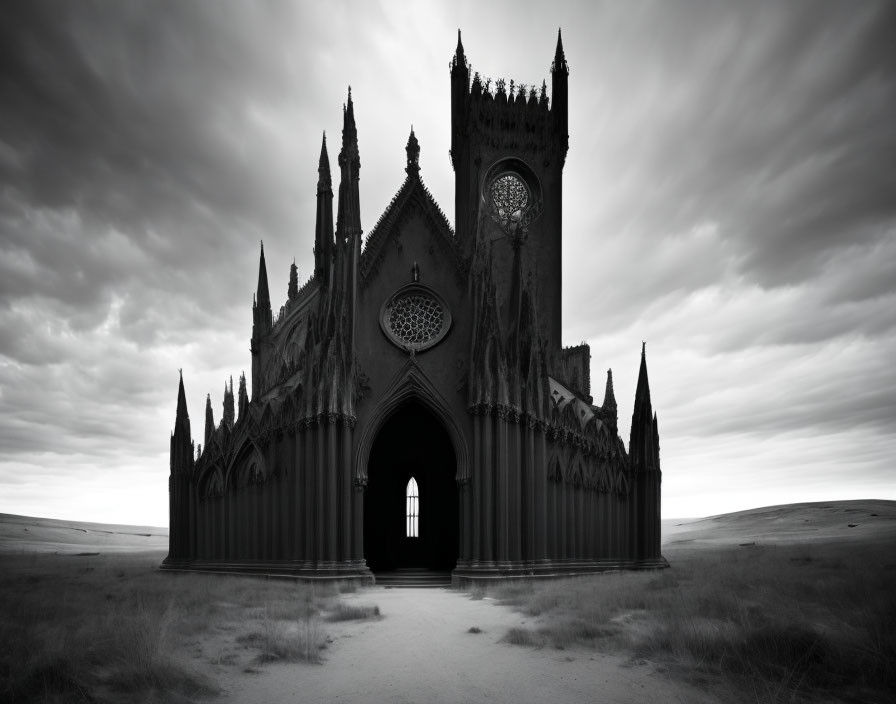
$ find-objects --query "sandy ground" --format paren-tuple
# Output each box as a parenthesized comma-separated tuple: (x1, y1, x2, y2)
(205, 587, 716, 704)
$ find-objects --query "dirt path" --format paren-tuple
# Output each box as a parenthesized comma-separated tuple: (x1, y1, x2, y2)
(211, 587, 715, 704)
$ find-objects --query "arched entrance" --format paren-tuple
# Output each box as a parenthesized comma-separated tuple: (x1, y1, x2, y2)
(364, 400, 458, 572)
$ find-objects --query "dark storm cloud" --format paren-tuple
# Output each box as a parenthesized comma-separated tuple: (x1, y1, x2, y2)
(1, 0, 893, 522)
(0, 1, 334, 348)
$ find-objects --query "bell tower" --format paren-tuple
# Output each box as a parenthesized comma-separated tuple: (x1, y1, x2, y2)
(451, 29, 569, 353)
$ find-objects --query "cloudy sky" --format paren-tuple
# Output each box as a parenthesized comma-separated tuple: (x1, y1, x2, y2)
(1, 0, 894, 526)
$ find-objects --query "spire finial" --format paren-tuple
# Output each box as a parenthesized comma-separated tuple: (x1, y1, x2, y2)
(552, 27, 569, 74)
(642, 340, 646, 356)
(341, 85, 359, 164)
(405, 125, 420, 178)
(318, 131, 332, 188)
(176, 370, 188, 421)
(257, 241, 269, 302)
(452, 28, 467, 71)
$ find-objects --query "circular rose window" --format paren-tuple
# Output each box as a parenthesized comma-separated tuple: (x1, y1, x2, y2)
(380, 284, 451, 352)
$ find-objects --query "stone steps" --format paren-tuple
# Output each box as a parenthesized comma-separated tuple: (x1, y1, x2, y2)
(373, 568, 452, 588)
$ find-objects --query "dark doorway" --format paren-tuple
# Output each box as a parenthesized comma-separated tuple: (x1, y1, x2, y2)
(364, 401, 458, 572)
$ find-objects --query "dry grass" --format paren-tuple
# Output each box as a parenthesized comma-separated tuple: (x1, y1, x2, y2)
(0, 552, 377, 703)
(325, 603, 381, 622)
(485, 540, 896, 703)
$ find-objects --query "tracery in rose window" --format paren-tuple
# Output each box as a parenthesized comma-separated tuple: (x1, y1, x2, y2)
(388, 293, 443, 346)
(489, 173, 530, 229)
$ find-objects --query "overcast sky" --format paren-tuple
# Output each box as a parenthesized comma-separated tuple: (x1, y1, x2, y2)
(1, 0, 894, 526)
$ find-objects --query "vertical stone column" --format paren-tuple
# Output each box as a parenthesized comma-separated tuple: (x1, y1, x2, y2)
(495, 413, 509, 566)
(341, 421, 352, 562)
(471, 416, 482, 564)
(481, 412, 494, 564)
(327, 420, 339, 563)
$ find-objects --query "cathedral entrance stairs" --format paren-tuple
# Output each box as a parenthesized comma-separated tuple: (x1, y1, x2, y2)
(373, 568, 452, 588)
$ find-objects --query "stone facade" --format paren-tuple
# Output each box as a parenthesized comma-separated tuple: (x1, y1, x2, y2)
(162, 31, 666, 584)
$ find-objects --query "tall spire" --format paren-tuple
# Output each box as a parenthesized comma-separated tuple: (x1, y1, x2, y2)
(238, 372, 249, 421)
(602, 368, 618, 433)
(288, 259, 298, 301)
(204, 393, 214, 446)
(170, 370, 193, 476)
(452, 28, 466, 69)
(550, 27, 569, 157)
(551, 28, 569, 74)
(341, 86, 359, 166)
(176, 369, 188, 423)
(255, 241, 271, 315)
(167, 371, 193, 562)
(252, 240, 272, 399)
(336, 87, 361, 238)
(635, 342, 651, 408)
(630, 342, 657, 473)
(223, 376, 235, 429)
(405, 126, 420, 178)
(318, 131, 331, 187)
(603, 368, 617, 409)
(315, 131, 335, 284)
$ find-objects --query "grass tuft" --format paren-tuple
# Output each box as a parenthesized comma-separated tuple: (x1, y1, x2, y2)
(0, 552, 382, 700)
(486, 540, 896, 703)
(501, 627, 542, 647)
(326, 603, 381, 622)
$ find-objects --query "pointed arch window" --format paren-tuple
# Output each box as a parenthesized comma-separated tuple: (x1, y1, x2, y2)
(406, 477, 419, 538)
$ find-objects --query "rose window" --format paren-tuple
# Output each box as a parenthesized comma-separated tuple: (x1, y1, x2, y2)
(490, 173, 529, 228)
(380, 284, 452, 352)
(485, 165, 542, 234)
(388, 293, 442, 345)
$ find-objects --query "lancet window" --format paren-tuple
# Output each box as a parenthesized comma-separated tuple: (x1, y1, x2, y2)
(406, 477, 419, 538)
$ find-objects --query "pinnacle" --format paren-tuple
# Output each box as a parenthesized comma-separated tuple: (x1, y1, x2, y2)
(603, 368, 617, 409)
(257, 240, 270, 306)
(176, 370, 188, 420)
(405, 125, 420, 177)
(552, 27, 569, 74)
(319, 131, 329, 167)
(452, 28, 467, 71)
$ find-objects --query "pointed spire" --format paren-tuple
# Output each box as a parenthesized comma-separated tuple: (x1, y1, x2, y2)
(204, 393, 214, 445)
(453, 28, 466, 69)
(289, 259, 298, 300)
(603, 369, 617, 411)
(341, 86, 359, 165)
(635, 342, 651, 406)
(318, 131, 331, 189)
(405, 126, 420, 178)
(552, 28, 569, 75)
(238, 372, 249, 421)
(170, 370, 192, 475)
(223, 376, 235, 429)
(629, 342, 656, 474)
(257, 241, 270, 307)
(176, 369, 188, 422)
(336, 85, 362, 242)
(253, 240, 272, 337)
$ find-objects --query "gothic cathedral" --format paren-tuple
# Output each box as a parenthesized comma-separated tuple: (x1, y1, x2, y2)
(163, 31, 666, 584)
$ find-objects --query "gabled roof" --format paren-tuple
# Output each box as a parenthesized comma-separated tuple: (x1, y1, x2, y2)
(360, 175, 464, 284)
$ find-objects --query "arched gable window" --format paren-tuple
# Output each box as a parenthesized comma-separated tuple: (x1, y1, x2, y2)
(406, 477, 419, 538)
